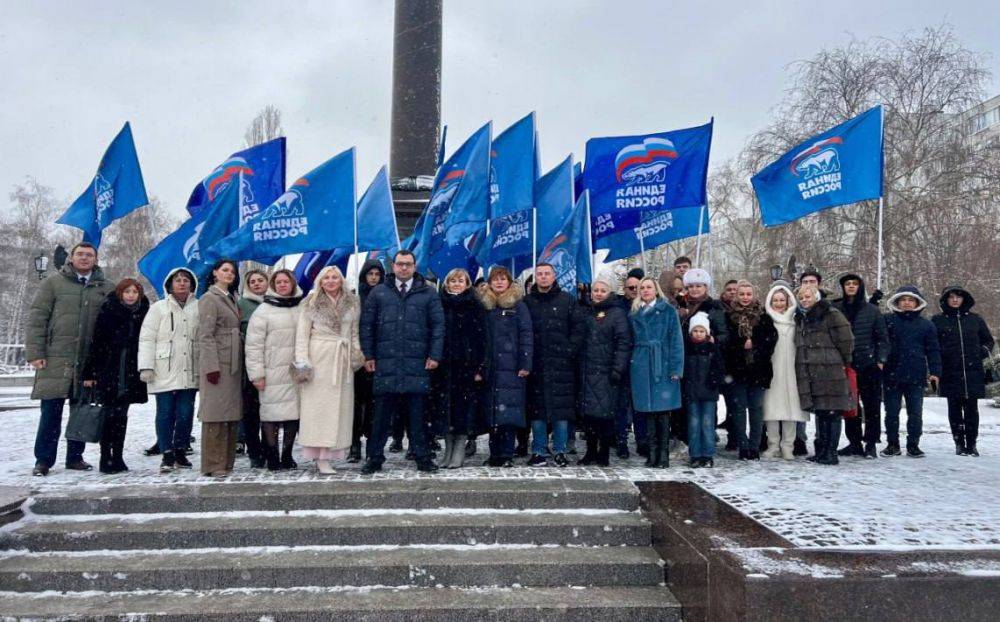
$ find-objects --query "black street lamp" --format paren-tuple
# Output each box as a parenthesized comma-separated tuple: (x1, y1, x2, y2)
(769, 264, 783, 281)
(33, 253, 49, 280)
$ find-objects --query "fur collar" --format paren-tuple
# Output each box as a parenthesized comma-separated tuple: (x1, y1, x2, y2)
(304, 289, 358, 327)
(481, 283, 524, 310)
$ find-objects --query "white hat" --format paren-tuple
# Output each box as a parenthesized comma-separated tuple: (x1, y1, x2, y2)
(683, 268, 712, 288)
(689, 311, 711, 335)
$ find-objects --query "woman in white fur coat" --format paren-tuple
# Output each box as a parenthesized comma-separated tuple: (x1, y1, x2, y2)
(294, 266, 364, 474)
(762, 283, 809, 459)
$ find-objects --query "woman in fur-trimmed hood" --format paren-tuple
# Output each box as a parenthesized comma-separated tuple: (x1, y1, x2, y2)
(294, 266, 364, 474)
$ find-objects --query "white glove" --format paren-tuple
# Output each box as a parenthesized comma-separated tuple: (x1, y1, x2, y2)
(139, 369, 155, 383)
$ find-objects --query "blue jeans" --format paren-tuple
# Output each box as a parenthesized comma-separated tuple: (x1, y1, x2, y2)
(730, 384, 765, 451)
(884, 383, 924, 446)
(369, 394, 430, 465)
(686, 400, 717, 459)
(531, 419, 568, 455)
(34, 398, 85, 468)
(155, 389, 197, 453)
(489, 425, 517, 461)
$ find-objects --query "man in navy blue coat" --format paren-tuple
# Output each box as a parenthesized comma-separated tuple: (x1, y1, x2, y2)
(360, 250, 445, 473)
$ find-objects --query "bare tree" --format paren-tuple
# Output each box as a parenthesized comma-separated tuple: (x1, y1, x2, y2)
(99, 196, 176, 297)
(244, 105, 284, 148)
(693, 25, 999, 334)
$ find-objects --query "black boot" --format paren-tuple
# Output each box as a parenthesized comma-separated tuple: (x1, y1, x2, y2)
(174, 449, 193, 469)
(347, 442, 362, 463)
(111, 416, 129, 472)
(596, 437, 611, 467)
(265, 445, 281, 471)
(658, 414, 671, 468)
(793, 438, 808, 456)
(144, 441, 162, 457)
(809, 418, 827, 464)
(967, 441, 979, 457)
(954, 434, 968, 456)
(160, 450, 176, 473)
(577, 435, 599, 465)
(465, 437, 477, 457)
(817, 417, 840, 465)
(99, 441, 115, 474)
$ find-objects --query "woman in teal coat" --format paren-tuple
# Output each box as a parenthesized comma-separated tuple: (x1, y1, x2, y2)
(630, 277, 685, 468)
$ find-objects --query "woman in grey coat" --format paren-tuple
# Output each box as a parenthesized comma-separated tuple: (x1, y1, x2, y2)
(794, 285, 854, 466)
(197, 259, 244, 477)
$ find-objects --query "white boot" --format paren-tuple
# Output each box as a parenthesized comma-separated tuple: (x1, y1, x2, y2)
(779, 421, 796, 460)
(316, 459, 335, 474)
(761, 422, 781, 458)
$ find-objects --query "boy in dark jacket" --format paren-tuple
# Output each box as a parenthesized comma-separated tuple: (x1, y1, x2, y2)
(832, 273, 890, 458)
(684, 312, 726, 468)
(882, 286, 941, 457)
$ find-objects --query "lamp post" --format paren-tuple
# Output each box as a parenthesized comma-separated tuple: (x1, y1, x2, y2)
(769, 264, 783, 282)
(34, 253, 49, 280)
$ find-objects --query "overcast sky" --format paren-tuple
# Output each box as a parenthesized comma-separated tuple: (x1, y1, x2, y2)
(1, 0, 997, 221)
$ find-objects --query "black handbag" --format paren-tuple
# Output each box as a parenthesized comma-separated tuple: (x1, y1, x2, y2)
(65, 387, 106, 443)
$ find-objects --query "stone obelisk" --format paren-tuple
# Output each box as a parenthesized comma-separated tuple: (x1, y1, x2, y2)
(389, 0, 442, 238)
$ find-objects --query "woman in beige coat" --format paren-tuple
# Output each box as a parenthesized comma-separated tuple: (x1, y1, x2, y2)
(295, 266, 363, 474)
(245, 269, 304, 471)
(197, 259, 244, 477)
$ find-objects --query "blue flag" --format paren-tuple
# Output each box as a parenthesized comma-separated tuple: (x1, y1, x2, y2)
(209, 148, 356, 262)
(534, 156, 575, 260)
(186, 137, 286, 225)
(752, 106, 883, 228)
(137, 175, 242, 296)
(490, 113, 536, 219)
(138, 216, 205, 297)
(595, 205, 709, 262)
(539, 191, 592, 291)
(57, 122, 149, 247)
(357, 166, 400, 252)
(293, 248, 352, 295)
(440, 122, 492, 246)
(584, 121, 713, 218)
(476, 208, 533, 268)
(418, 123, 491, 277)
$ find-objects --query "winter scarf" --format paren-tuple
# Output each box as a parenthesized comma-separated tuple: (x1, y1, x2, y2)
(263, 291, 303, 308)
(729, 299, 764, 340)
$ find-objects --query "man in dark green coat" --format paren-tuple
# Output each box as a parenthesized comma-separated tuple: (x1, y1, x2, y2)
(25, 243, 112, 476)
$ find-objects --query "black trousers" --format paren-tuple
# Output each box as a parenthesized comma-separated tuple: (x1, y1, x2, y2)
(369, 394, 431, 466)
(947, 397, 980, 446)
(241, 383, 263, 461)
(844, 367, 882, 447)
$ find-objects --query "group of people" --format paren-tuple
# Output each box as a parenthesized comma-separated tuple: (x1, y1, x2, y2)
(26, 243, 994, 477)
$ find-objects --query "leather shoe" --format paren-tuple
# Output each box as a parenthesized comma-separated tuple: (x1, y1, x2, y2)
(65, 460, 93, 471)
(32, 463, 49, 476)
(361, 461, 382, 475)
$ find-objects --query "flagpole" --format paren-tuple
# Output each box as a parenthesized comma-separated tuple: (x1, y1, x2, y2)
(585, 190, 595, 280)
(352, 150, 359, 290)
(876, 197, 884, 290)
(638, 228, 646, 273)
(695, 203, 706, 267)
(876, 103, 886, 292)
(532, 208, 538, 273)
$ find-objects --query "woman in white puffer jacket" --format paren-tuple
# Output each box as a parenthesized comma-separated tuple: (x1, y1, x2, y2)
(244, 269, 303, 471)
(137, 268, 200, 471)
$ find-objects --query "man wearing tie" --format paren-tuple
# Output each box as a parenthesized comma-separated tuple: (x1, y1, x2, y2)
(360, 250, 445, 473)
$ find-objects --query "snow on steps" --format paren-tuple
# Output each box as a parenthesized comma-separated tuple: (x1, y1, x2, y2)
(0, 479, 681, 620)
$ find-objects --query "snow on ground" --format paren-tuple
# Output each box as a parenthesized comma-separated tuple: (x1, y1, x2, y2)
(1, 395, 998, 550)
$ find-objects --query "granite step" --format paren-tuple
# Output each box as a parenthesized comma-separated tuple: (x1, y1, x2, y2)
(28, 479, 640, 515)
(0, 584, 682, 621)
(0, 545, 664, 592)
(1, 509, 650, 551)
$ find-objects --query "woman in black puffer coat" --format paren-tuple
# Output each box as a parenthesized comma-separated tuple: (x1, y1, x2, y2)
(81, 279, 150, 474)
(578, 278, 633, 466)
(481, 267, 533, 467)
(432, 268, 487, 468)
(932, 285, 995, 456)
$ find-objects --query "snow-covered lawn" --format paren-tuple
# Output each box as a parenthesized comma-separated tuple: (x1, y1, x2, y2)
(1, 396, 998, 550)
